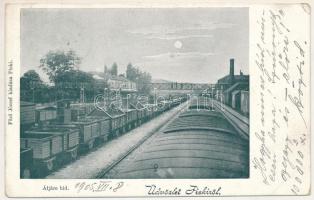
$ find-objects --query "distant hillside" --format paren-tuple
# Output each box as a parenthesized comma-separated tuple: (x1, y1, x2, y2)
(152, 79, 172, 83)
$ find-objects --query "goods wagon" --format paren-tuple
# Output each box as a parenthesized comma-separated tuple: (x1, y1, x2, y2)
(158, 101, 166, 113)
(20, 101, 36, 126)
(163, 100, 172, 111)
(171, 97, 184, 107)
(70, 118, 100, 150)
(141, 103, 157, 122)
(83, 103, 95, 115)
(85, 115, 111, 143)
(50, 117, 100, 151)
(35, 107, 57, 123)
(126, 108, 138, 130)
(111, 109, 248, 179)
(145, 104, 157, 120)
(152, 104, 159, 118)
(71, 103, 95, 115)
(20, 148, 33, 178)
(157, 100, 168, 113)
(21, 133, 64, 176)
(25, 127, 80, 164)
(119, 102, 138, 131)
(134, 102, 146, 125)
(71, 107, 86, 121)
(89, 107, 125, 138)
(188, 96, 212, 110)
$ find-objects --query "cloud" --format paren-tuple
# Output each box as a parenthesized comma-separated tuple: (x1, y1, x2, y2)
(127, 22, 235, 40)
(143, 52, 215, 60)
(146, 34, 213, 40)
(187, 22, 235, 31)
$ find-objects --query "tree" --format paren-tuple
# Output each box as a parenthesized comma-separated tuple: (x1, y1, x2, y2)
(20, 70, 52, 103)
(39, 50, 81, 83)
(126, 63, 137, 81)
(111, 62, 118, 76)
(125, 63, 152, 95)
(20, 70, 43, 90)
(54, 70, 94, 84)
(139, 71, 152, 95)
(53, 70, 100, 101)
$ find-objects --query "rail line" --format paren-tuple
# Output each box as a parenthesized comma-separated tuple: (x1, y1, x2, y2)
(96, 98, 249, 179)
(95, 103, 187, 178)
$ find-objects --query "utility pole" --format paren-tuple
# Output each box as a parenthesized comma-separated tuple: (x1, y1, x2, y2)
(80, 86, 85, 104)
(211, 87, 214, 110)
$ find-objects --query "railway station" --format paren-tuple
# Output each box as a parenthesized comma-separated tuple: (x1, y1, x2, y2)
(20, 58, 249, 179)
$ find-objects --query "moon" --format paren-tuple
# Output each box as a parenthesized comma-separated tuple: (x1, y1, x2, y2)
(174, 40, 183, 49)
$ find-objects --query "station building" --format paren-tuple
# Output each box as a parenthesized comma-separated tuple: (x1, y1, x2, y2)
(216, 59, 249, 116)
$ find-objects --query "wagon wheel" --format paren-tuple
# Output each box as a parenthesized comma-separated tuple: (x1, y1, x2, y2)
(71, 149, 78, 160)
(46, 159, 54, 171)
(22, 168, 31, 178)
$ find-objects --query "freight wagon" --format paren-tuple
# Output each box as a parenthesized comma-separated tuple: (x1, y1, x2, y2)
(19, 97, 184, 178)
(125, 108, 138, 131)
(85, 115, 111, 143)
(35, 107, 57, 124)
(71, 107, 86, 121)
(145, 104, 157, 120)
(188, 95, 212, 110)
(166, 100, 174, 111)
(141, 103, 155, 123)
(25, 127, 80, 165)
(112, 108, 249, 178)
(83, 103, 95, 115)
(134, 102, 146, 125)
(71, 103, 95, 116)
(20, 148, 33, 178)
(53, 117, 101, 151)
(21, 133, 64, 177)
(72, 118, 101, 150)
(159, 100, 172, 112)
(119, 99, 139, 131)
(89, 107, 125, 138)
(20, 101, 36, 132)
(171, 97, 183, 107)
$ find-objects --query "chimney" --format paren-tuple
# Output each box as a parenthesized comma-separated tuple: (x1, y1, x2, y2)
(229, 58, 235, 83)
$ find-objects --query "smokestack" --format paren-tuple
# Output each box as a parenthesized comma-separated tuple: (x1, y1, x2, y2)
(230, 59, 235, 83)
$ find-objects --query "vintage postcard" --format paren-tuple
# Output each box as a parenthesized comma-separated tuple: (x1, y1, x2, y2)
(4, 0, 311, 198)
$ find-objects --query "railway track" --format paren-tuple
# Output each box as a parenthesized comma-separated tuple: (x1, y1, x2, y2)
(97, 97, 249, 179)
(96, 102, 188, 178)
